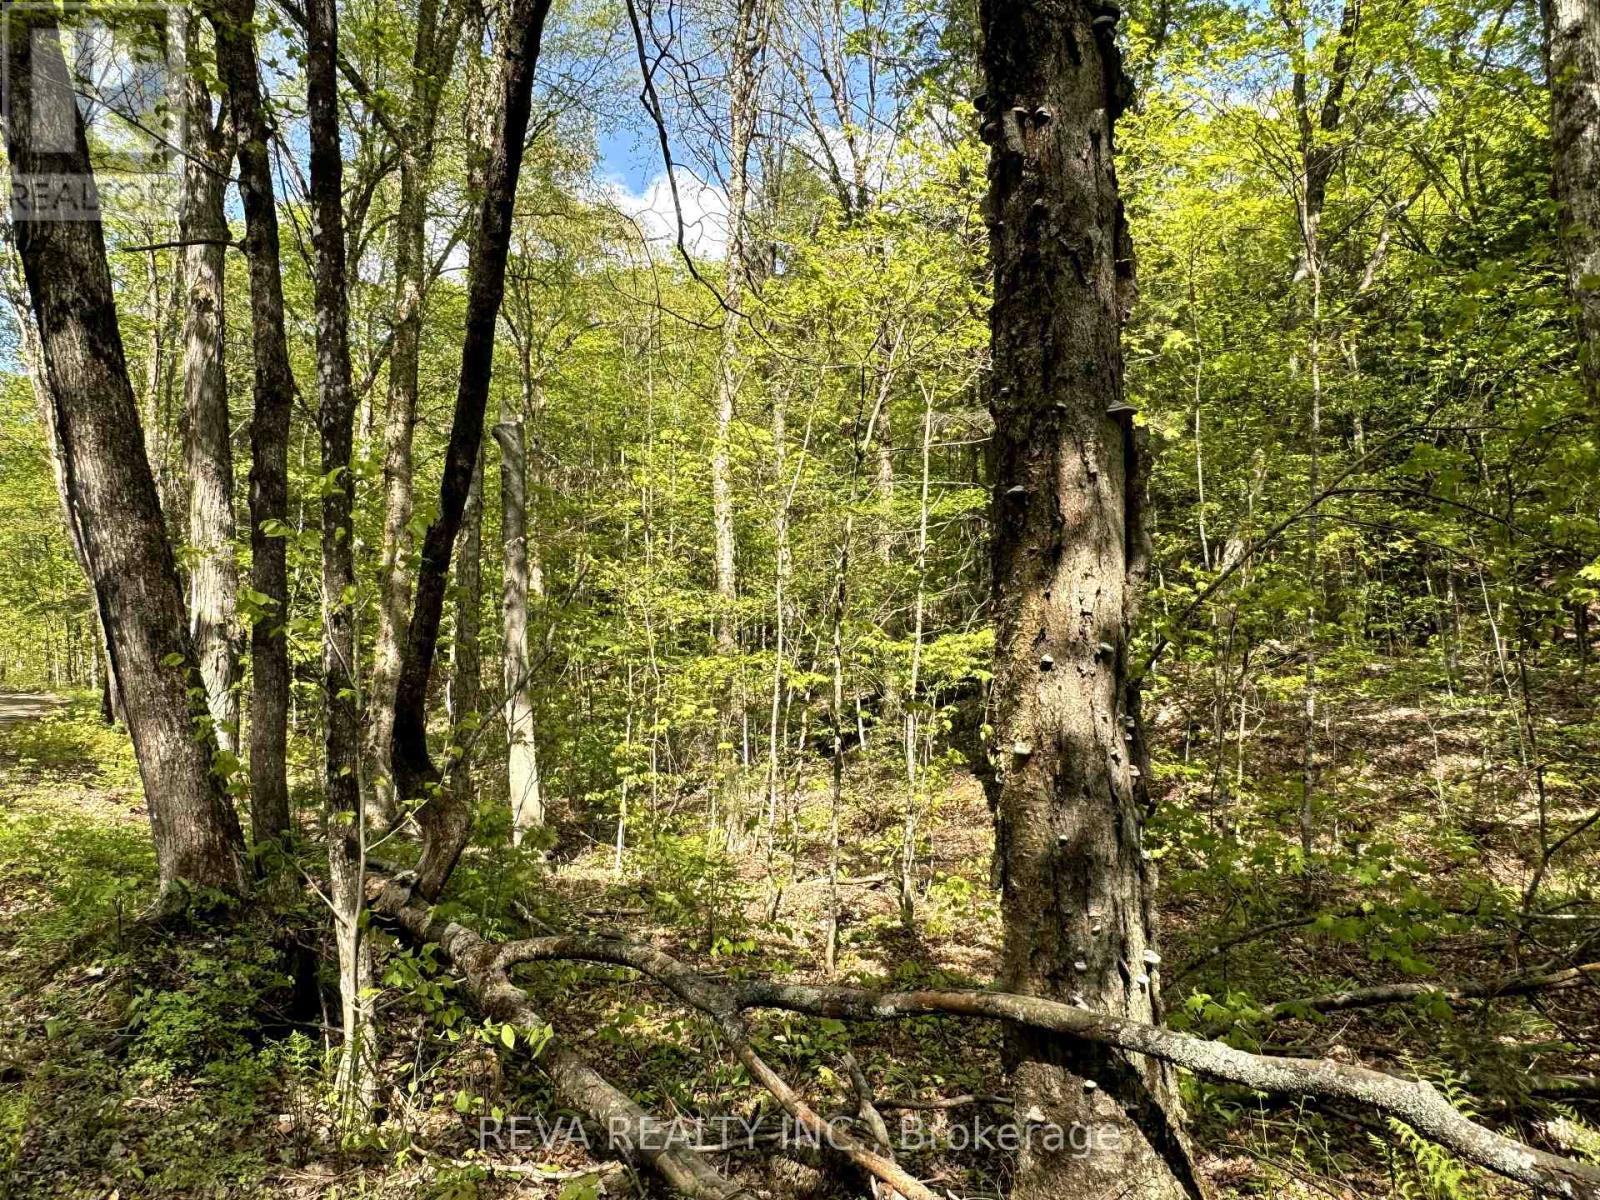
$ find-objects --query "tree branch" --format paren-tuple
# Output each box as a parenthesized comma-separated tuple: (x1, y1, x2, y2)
(487, 931, 1600, 1198)
(1258, 961, 1600, 1021)
(493, 934, 943, 1200)
(366, 879, 754, 1200)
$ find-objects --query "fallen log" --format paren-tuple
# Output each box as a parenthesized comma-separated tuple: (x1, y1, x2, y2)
(365, 879, 752, 1200)
(487, 933, 943, 1200)
(1259, 961, 1600, 1020)
(489, 933, 1600, 1199)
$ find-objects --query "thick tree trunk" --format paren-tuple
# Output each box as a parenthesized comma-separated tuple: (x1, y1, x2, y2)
(1, 231, 121, 720)
(4, 8, 244, 895)
(305, 0, 373, 1118)
(178, 46, 240, 756)
(365, 0, 462, 826)
(493, 419, 544, 838)
(207, 0, 294, 850)
(1545, 0, 1600, 400)
(394, 0, 555, 899)
(980, 2, 1198, 1197)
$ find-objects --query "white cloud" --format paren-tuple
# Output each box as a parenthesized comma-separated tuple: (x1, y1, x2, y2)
(604, 167, 730, 261)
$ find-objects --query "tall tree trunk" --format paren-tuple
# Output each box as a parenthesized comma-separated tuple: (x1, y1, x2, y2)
(305, 0, 373, 1119)
(823, 381, 889, 973)
(710, 0, 763, 655)
(366, 0, 463, 826)
(1, 228, 121, 720)
(178, 39, 240, 756)
(393, 0, 555, 900)
(208, 0, 294, 850)
(1544, 0, 1600, 401)
(980, 2, 1198, 1196)
(1283, 0, 1355, 865)
(139, 254, 182, 529)
(450, 451, 484, 814)
(764, 385, 799, 849)
(897, 386, 933, 927)
(4, 8, 245, 895)
(493, 416, 543, 839)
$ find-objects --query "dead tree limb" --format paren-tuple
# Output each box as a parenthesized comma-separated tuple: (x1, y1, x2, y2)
(843, 1052, 895, 1156)
(842, 1051, 902, 1200)
(485, 933, 1600, 1198)
(366, 880, 752, 1200)
(1259, 961, 1600, 1020)
(492, 935, 943, 1200)
(875, 1095, 1013, 1111)
(737, 981, 1600, 1198)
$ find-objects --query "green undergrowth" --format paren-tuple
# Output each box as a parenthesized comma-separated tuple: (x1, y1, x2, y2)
(0, 703, 330, 1198)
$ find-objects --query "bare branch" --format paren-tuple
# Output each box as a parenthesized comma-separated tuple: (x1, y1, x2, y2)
(484, 929, 1600, 1198)
(1258, 961, 1600, 1021)
(367, 879, 753, 1200)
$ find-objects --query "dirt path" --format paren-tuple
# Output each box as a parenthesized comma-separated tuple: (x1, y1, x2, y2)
(0, 692, 64, 729)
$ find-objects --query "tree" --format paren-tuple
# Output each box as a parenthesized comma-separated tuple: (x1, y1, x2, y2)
(709, 0, 765, 657)
(980, 0, 1199, 1195)
(393, 0, 556, 898)
(449, 450, 485, 816)
(207, 0, 295, 850)
(1280, 0, 1360, 859)
(366, 0, 465, 827)
(3, 4, 245, 896)
(177, 20, 240, 756)
(1544, 0, 1600, 401)
(306, 0, 373, 1114)
(491, 414, 543, 838)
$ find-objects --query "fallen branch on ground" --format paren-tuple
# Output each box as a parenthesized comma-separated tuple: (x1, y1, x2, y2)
(875, 1094, 1013, 1111)
(842, 1051, 900, 1200)
(1259, 961, 1600, 1020)
(490, 934, 943, 1200)
(365, 879, 751, 1200)
(487, 933, 1600, 1198)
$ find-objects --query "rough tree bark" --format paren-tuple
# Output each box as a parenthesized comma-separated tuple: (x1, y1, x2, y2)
(392, 0, 555, 899)
(365, 0, 464, 826)
(0, 228, 120, 720)
(1544, 0, 1600, 401)
(305, 0, 373, 1116)
(178, 29, 240, 755)
(4, 7, 245, 895)
(207, 0, 294, 850)
(980, 1, 1199, 1196)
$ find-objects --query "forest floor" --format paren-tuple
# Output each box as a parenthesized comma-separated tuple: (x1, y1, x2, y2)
(0, 681, 1595, 1199)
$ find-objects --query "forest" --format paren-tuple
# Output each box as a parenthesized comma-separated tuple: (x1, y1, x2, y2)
(0, 0, 1598, 1194)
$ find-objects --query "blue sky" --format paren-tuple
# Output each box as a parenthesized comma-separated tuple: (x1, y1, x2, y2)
(596, 124, 657, 194)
